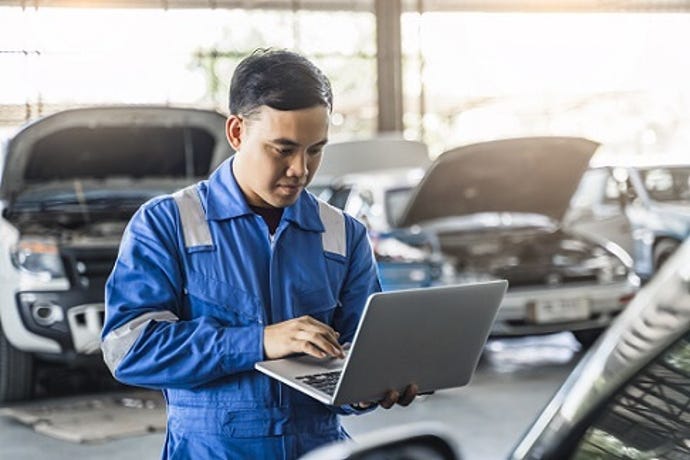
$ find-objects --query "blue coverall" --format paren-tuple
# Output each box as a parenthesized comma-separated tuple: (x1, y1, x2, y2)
(101, 158, 381, 459)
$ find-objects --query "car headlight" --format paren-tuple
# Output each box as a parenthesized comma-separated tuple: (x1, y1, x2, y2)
(10, 238, 66, 280)
(587, 249, 628, 283)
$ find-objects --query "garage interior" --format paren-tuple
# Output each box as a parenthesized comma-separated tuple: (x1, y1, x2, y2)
(1, 1, 690, 460)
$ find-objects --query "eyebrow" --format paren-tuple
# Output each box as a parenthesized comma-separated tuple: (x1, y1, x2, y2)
(270, 138, 328, 149)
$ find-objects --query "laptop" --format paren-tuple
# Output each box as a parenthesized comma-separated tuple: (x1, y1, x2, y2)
(255, 280, 507, 406)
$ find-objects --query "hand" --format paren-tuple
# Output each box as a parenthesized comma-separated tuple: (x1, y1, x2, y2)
(354, 383, 419, 410)
(264, 315, 345, 360)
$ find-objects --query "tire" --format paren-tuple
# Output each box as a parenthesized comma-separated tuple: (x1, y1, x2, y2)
(0, 326, 35, 402)
(573, 329, 603, 349)
(653, 239, 680, 272)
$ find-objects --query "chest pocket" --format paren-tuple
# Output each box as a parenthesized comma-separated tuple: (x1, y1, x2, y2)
(292, 286, 339, 325)
(184, 271, 262, 326)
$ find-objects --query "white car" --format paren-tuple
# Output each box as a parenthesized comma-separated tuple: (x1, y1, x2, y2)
(566, 154, 690, 280)
(0, 106, 232, 402)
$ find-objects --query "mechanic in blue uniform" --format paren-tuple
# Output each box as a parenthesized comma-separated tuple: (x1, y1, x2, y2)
(101, 49, 418, 459)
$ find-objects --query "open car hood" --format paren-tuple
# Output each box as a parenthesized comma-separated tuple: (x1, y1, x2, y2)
(314, 138, 430, 184)
(1, 106, 232, 200)
(398, 137, 599, 227)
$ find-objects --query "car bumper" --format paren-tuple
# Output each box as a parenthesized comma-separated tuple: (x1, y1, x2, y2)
(14, 287, 105, 355)
(491, 277, 638, 336)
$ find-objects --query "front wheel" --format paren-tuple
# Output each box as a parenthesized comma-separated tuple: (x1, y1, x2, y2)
(0, 326, 35, 402)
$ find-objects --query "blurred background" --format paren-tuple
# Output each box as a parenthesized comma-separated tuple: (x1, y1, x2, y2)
(3, 1, 690, 156)
(2, 2, 690, 460)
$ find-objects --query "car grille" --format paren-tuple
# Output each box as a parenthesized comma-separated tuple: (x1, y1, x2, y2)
(61, 246, 120, 289)
(496, 268, 598, 288)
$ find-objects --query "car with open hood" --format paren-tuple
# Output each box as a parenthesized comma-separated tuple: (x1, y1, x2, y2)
(396, 137, 639, 346)
(0, 106, 232, 402)
(566, 154, 690, 281)
(310, 138, 443, 291)
(310, 137, 431, 197)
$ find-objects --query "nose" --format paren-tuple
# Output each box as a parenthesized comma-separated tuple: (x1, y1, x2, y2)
(286, 150, 308, 179)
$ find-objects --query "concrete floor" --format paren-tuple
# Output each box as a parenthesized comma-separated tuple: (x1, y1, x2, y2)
(0, 332, 582, 460)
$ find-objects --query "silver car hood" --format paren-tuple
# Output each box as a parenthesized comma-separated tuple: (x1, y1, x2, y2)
(398, 137, 599, 227)
(314, 138, 430, 185)
(1, 106, 232, 200)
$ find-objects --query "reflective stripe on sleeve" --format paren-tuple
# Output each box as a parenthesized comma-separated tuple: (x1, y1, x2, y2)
(172, 185, 213, 249)
(317, 199, 346, 257)
(101, 310, 179, 374)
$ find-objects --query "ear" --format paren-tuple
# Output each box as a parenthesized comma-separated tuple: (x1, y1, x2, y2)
(226, 115, 243, 151)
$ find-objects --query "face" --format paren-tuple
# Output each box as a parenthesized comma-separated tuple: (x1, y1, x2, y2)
(227, 105, 329, 208)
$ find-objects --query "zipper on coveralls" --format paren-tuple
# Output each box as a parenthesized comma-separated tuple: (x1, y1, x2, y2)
(269, 222, 290, 408)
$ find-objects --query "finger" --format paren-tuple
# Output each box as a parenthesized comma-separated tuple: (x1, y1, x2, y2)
(295, 330, 342, 357)
(298, 316, 341, 341)
(295, 329, 343, 357)
(380, 389, 399, 409)
(353, 401, 374, 410)
(397, 384, 418, 407)
(297, 340, 331, 359)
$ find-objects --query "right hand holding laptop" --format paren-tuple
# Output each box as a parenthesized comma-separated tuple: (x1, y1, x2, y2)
(264, 315, 345, 360)
(353, 383, 418, 410)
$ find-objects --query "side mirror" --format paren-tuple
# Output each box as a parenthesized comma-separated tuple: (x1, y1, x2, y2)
(611, 168, 637, 210)
(299, 422, 461, 460)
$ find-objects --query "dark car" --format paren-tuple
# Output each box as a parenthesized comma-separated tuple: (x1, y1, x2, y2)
(0, 106, 232, 402)
(397, 137, 639, 347)
(302, 236, 690, 460)
(566, 155, 690, 281)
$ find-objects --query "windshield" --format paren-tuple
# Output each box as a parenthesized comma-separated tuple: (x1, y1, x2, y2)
(570, 168, 608, 209)
(639, 166, 690, 202)
(385, 187, 415, 227)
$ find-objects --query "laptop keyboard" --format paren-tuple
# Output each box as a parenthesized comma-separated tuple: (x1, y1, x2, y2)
(296, 370, 342, 396)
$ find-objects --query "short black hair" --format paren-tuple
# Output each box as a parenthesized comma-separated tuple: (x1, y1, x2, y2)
(229, 48, 333, 117)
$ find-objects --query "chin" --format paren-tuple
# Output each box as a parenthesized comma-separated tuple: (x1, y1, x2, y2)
(270, 196, 299, 208)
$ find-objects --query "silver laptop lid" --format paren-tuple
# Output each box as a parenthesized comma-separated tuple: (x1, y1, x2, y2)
(331, 280, 507, 405)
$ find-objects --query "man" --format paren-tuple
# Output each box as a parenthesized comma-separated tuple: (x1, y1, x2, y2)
(101, 49, 416, 459)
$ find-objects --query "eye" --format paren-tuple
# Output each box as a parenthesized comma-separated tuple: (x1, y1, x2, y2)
(275, 147, 294, 156)
(307, 148, 323, 156)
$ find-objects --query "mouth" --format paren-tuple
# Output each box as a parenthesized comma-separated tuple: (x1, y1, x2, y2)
(276, 184, 303, 195)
